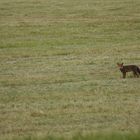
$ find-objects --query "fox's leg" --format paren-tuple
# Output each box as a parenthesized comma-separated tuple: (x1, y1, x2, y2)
(136, 72, 139, 77)
(137, 67, 140, 75)
(133, 71, 139, 78)
(133, 71, 137, 77)
(136, 69, 140, 77)
(123, 72, 126, 78)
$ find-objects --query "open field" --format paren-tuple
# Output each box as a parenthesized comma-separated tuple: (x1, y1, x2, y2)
(6, 132, 140, 140)
(0, 0, 140, 139)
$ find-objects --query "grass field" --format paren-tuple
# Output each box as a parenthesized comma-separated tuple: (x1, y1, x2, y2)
(0, 0, 140, 139)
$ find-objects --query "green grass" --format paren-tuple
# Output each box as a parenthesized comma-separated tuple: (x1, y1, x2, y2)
(6, 132, 140, 140)
(0, 0, 140, 139)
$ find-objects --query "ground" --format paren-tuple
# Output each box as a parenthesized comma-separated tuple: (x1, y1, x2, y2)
(0, 0, 140, 139)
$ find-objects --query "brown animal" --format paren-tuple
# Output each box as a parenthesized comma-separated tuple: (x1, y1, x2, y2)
(117, 63, 140, 78)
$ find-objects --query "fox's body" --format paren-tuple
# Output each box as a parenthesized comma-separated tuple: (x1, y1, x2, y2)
(117, 63, 140, 78)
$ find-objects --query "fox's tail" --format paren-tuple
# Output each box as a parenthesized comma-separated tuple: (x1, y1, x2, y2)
(137, 67, 140, 74)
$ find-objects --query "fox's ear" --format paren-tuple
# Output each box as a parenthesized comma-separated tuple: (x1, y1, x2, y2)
(117, 63, 120, 66)
(121, 63, 124, 65)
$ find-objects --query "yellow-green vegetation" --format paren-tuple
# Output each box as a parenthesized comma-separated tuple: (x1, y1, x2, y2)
(0, 0, 140, 139)
(6, 132, 140, 140)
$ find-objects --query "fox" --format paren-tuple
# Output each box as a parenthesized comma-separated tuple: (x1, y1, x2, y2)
(117, 63, 140, 78)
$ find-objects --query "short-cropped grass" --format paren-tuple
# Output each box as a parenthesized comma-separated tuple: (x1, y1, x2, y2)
(0, 0, 140, 139)
(4, 132, 140, 140)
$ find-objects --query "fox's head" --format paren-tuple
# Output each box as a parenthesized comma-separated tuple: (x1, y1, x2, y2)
(117, 63, 124, 68)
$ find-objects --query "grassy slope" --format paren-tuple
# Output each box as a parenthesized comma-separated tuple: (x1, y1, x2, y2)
(0, 0, 140, 139)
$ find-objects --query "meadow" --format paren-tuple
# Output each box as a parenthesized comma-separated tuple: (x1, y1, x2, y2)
(0, 0, 140, 139)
